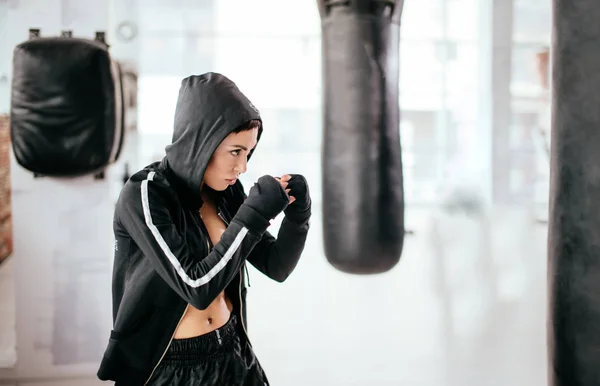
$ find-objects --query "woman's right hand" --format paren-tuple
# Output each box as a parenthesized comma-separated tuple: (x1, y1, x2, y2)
(243, 175, 290, 220)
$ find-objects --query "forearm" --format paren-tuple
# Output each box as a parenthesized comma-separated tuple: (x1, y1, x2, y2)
(248, 214, 310, 282)
(122, 180, 271, 309)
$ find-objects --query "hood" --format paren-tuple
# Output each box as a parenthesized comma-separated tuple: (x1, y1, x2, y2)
(163, 72, 262, 207)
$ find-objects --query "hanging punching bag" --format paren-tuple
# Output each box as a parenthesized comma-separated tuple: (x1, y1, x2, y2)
(318, 0, 405, 274)
(548, 0, 600, 385)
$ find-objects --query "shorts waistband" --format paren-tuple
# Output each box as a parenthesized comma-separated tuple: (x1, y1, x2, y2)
(161, 314, 239, 365)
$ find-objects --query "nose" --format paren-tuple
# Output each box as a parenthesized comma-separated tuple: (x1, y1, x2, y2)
(234, 157, 247, 175)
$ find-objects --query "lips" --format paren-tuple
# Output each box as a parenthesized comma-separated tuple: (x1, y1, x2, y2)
(225, 178, 237, 185)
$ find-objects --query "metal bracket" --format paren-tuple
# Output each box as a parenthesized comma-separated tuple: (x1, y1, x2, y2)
(28, 28, 40, 39)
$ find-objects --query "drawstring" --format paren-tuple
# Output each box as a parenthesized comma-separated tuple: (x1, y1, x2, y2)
(245, 264, 251, 287)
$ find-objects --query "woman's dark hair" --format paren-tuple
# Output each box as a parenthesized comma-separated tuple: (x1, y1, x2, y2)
(233, 119, 261, 133)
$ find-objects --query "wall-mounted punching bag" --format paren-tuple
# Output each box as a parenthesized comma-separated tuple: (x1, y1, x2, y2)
(10, 30, 125, 179)
(317, 0, 405, 274)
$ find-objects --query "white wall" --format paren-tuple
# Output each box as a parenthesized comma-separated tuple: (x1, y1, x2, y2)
(0, 0, 133, 382)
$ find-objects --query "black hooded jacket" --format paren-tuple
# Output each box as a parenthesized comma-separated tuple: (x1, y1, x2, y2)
(97, 73, 310, 385)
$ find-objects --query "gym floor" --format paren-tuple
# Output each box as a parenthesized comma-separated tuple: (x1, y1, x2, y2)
(0, 184, 548, 385)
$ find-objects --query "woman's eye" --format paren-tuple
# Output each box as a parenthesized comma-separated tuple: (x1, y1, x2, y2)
(231, 149, 241, 156)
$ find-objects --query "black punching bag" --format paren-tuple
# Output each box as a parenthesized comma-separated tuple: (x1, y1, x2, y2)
(318, 0, 405, 274)
(548, 0, 600, 385)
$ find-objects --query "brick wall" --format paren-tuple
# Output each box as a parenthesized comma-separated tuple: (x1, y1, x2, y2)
(0, 114, 12, 264)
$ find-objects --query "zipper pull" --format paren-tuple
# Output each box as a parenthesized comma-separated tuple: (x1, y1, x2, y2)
(217, 211, 230, 226)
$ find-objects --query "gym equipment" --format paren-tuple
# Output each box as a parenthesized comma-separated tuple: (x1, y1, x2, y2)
(317, 0, 405, 274)
(10, 30, 125, 178)
(547, 0, 600, 384)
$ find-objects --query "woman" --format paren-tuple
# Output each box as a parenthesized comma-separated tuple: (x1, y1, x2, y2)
(97, 72, 311, 385)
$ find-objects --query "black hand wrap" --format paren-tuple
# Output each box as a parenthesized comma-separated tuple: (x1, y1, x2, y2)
(284, 174, 311, 223)
(242, 175, 290, 221)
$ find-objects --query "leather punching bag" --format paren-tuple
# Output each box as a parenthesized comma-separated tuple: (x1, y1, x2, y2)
(10, 33, 125, 178)
(548, 0, 600, 384)
(318, 0, 405, 274)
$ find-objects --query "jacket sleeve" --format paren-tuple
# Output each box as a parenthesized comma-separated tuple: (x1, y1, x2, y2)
(246, 214, 310, 282)
(117, 172, 271, 310)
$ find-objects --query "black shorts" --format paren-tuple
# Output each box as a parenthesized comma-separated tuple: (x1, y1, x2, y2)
(146, 314, 270, 386)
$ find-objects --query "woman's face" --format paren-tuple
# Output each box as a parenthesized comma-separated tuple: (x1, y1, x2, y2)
(203, 128, 259, 191)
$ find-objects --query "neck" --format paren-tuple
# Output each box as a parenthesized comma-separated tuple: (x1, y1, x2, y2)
(200, 190, 210, 205)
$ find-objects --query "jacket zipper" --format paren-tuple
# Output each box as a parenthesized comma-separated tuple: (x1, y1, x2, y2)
(144, 304, 188, 385)
(237, 271, 251, 343)
(146, 211, 207, 384)
(218, 210, 251, 343)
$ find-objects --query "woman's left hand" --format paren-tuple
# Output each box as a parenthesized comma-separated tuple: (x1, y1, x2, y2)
(276, 175, 296, 205)
(278, 174, 310, 211)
